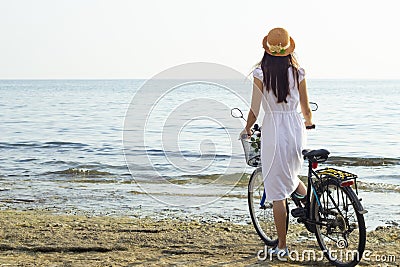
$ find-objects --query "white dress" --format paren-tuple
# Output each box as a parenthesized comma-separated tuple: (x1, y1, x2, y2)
(253, 66, 307, 201)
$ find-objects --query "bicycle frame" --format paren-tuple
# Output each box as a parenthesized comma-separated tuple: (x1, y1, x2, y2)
(303, 161, 326, 227)
(258, 159, 356, 228)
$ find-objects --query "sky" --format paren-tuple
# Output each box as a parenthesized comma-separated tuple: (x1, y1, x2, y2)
(0, 0, 399, 79)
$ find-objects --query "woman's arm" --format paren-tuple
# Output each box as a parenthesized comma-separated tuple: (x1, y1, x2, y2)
(298, 79, 314, 127)
(244, 77, 263, 135)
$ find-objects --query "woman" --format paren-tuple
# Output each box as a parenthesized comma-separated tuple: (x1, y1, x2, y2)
(243, 27, 314, 257)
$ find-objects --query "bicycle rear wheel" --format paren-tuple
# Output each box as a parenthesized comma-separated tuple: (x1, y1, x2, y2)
(248, 168, 288, 247)
(312, 178, 366, 267)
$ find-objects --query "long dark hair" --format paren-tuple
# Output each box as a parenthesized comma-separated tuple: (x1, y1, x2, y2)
(260, 52, 299, 103)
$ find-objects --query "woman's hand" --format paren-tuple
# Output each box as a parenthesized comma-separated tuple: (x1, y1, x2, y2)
(240, 128, 252, 139)
(305, 121, 315, 130)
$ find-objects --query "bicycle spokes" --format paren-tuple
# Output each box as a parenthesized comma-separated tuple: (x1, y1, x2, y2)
(248, 168, 278, 246)
(313, 180, 366, 266)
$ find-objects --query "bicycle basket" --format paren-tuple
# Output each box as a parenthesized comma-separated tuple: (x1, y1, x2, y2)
(240, 134, 261, 167)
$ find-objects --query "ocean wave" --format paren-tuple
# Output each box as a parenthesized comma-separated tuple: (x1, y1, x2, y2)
(126, 150, 397, 167)
(357, 181, 400, 193)
(327, 156, 400, 166)
(143, 149, 231, 159)
(167, 172, 400, 194)
(44, 168, 114, 177)
(169, 173, 250, 187)
(43, 141, 88, 148)
(0, 141, 88, 149)
(39, 161, 128, 171)
(129, 189, 246, 199)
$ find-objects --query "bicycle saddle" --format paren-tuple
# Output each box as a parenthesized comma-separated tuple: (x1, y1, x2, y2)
(302, 149, 330, 162)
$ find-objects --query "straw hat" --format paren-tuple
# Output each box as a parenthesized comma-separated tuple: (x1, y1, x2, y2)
(262, 28, 295, 56)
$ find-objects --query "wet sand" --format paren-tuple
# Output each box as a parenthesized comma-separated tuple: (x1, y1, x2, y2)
(0, 210, 399, 266)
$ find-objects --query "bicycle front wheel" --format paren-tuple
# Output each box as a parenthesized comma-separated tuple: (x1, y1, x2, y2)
(312, 178, 366, 267)
(248, 168, 287, 247)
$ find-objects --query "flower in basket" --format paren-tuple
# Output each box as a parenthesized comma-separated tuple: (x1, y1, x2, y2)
(250, 135, 261, 153)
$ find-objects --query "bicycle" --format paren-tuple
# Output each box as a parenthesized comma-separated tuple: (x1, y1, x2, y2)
(231, 106, 367, 267)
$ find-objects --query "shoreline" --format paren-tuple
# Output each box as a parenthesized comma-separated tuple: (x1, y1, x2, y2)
(1, 180, 400, 230)
(0, 210, 399, 266)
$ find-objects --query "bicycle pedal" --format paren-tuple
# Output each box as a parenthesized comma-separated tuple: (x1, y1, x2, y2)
(259, 203, 273, 209)
(291, 207, 306, 218)
(358, 209, 368, 215)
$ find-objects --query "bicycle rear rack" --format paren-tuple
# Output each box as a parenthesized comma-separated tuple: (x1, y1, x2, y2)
(316, 167, 359, 194)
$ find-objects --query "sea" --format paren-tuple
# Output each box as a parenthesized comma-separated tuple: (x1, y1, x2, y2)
(1, 78, 399, 230)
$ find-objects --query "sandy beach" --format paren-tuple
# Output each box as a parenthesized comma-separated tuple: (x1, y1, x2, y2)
(0, 210, 398, 266)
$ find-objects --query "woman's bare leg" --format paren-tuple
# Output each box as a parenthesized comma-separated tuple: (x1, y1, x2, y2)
(296, 180, 307, 196)
(273, 199, 287, 249)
